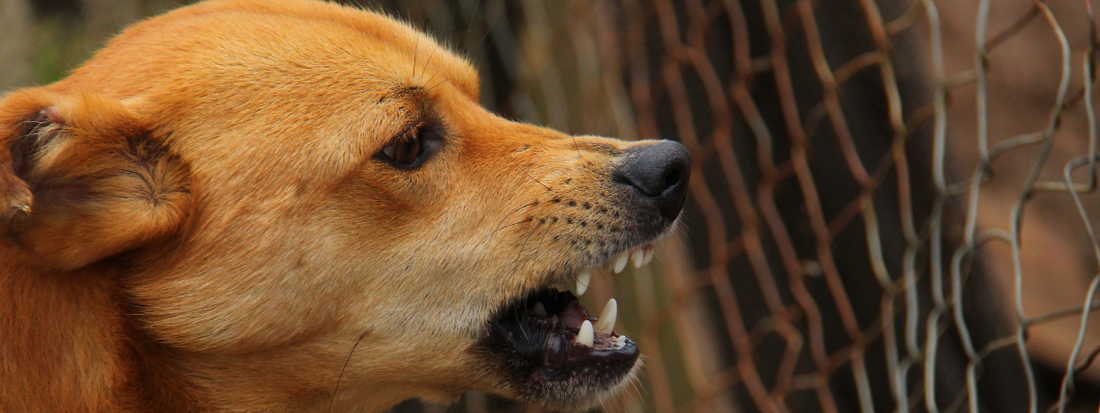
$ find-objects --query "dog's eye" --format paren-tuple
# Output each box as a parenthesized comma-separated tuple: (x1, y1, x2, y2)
(381, 132, 422, 166)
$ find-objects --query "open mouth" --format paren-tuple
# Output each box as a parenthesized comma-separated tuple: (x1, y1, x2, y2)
(478, 244, 655, 407)
(492, 287, 633, 377)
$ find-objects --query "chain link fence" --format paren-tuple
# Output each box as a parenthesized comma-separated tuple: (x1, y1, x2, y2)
(6, 0, 1100, 411)
(357, 1, 1100, 412)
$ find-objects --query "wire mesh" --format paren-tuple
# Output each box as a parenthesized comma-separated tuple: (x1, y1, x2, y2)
(7, 0, 1100, 411)
(367, 0, 1100, 411)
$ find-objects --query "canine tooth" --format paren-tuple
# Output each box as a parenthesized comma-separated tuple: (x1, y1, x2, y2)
(643, 247, 655, 265)
(531, 301, 548, 318)
(593, 298, 617, 334)
(576, 320, 594, 347)
(576, 269, 592, 296)
(549, 315, 559, 323)
(613, 251, 629, 273)
(631, 248, 645, 268)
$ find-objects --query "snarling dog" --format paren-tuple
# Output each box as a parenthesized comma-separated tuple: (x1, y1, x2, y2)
(0, 0, 689, 411)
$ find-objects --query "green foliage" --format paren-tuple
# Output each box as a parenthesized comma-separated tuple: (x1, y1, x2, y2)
(32, 14, 89, 86)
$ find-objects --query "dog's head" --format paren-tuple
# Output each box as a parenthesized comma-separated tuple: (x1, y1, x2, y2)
(0, 0, 689, 410)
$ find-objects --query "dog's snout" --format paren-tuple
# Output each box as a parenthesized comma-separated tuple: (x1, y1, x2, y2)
(613, 141, 691, 221)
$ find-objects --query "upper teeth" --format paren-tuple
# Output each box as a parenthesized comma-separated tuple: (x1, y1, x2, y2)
(575, 269, 592, 296)
(631, 248, 645, 268)
(613, 252, 629, 273)
(575, 244, 655, 296)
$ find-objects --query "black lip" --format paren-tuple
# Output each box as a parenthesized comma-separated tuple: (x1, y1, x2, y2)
(475, 287, 640, 399)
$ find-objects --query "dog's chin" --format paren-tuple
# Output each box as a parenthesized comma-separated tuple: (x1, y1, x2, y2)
(473, 242, 660, 410)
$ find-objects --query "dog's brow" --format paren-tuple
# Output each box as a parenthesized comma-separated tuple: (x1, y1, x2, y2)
(378, 85, 425, 104)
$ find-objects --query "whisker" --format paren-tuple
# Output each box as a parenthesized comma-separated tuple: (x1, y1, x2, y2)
(424, 72, 452, 93)
(557, 97, 581, 160)
(423, 41, 440, 69)
(474, 1, 501, 53)
(571, 134, 581, 160)
(459, 0, 486, 48)
(629, 375, 642, 393)
(628, 379, 646, 409)
(419, 45, 442, 88)
(523, 170, 552, 191)
(487, 217, 533, 237)
(411, 34, 421, 80)
(424, 79, 447, 93)
(491, 202, 537, 234)
(515, 299, 529, 341)
(512, 222, 541, 272)
(328, 330, 370, 413)
(422, 72, 443, 93)
(508, 224, 539, 341)
(531, 221, 556, 260)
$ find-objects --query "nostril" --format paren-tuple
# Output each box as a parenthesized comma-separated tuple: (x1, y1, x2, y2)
(611, 141, 692, 221)
(663, 169, 682, 193)
(612, 173, 631, 187)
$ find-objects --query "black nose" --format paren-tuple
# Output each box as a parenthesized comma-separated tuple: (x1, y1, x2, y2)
(612, 141, 691, 221)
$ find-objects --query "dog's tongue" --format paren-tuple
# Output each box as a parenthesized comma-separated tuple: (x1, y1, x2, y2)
(559, 299, 590, 331)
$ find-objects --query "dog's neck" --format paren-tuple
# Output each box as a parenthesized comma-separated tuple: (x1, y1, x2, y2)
(0, 252, 198, 412)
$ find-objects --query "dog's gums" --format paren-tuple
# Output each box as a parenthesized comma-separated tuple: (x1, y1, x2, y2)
(0, 0, 690, 411)
(477, 242, 661, 410)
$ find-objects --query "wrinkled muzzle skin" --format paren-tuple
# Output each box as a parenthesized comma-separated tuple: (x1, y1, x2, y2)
(0, 1, 688, 412)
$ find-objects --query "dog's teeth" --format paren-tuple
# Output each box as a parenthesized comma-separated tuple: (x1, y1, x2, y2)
(550, 315, 559, 323)
(576, 269, 592, 296)
(531, 301, 548, 318)
(631, 248, 645, 268)
(643, 246, 655, 265)
(613, 251, 629, 273)
(576, 320, 594, 347)
(593, 298, 617, 334)
(614, 335, 627, 348)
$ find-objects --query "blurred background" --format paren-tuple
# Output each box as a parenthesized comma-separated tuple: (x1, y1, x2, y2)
(5, 0, 1100, 412)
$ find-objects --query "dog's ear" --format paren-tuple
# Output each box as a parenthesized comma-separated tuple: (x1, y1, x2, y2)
(0, 89, 191, 270)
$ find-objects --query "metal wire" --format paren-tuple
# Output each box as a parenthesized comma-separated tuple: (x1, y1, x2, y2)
(426, 0, 1100, 411)
(384, 0, 1100, 411)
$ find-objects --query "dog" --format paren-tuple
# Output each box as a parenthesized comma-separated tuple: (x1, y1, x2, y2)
(0, 0, 690, 411)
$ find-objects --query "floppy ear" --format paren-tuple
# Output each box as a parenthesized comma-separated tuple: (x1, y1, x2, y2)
(0, 89, 191, 270)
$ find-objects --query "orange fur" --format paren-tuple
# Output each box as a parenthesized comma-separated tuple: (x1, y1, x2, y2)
(0, 0, 661, 411)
